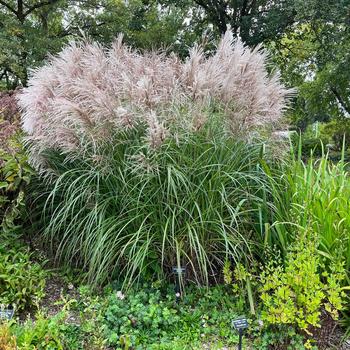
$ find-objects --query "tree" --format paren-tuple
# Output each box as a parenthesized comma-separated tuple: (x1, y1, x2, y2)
(270, 0, 350, 128)
(0, 0, 187, 89)
(166, 0, 296, 46)
(71, 0, 185, 50)
(0, 0, 66, 88)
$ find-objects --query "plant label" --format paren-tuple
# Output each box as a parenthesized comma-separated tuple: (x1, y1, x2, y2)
(232, 317, 248, 330)
(172, 267, 186, 275)
(0, 308, 14, 320)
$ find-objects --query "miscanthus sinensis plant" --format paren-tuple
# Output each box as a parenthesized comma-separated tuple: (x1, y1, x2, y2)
(19, 31, 293, 286)
(19, 30, 292, 170)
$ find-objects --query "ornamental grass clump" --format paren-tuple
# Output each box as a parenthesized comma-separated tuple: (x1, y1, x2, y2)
(19, 30, 292, 170)
(19, 31, 292, 286)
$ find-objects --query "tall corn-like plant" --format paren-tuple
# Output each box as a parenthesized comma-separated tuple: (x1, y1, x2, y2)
(264, 144, 350, 277)
(19, 31, 292, 286)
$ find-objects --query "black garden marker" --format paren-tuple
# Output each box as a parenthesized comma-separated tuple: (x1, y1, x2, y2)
(232, 317, 248, 350)
(172, 266, 186, 303)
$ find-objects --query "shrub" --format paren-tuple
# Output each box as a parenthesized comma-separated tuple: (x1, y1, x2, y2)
(0, 322, 16, 350)
(0, 129, 39, 313)
(0, 240, 46, 311)
(0, 142, 33, 232)
(259, 230, 345, 342)
(0, 90, 33, 232)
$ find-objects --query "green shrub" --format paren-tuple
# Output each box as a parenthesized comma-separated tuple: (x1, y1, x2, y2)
(259, 230, 345, 343)
(0, 136, 33, 232)
(0, 243, 46, 311)
(0, 109, 40, 313)
(15, 315, 64, 350)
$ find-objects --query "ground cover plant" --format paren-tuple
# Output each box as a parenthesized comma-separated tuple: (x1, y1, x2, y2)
(102, 284, 244, 349)
(0, 282, 250, 350)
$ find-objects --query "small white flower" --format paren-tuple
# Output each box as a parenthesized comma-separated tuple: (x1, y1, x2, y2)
(175, 292, 181, 298)
(116, 291, 125, 300)
(258, 319, 264, 327)
(68, 283, 74, 290)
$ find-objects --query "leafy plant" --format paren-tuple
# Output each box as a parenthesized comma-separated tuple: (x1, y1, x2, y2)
(254, 325, 310, 350)
(0, 106, 33, 232)
(8, 313, 64, 350)
(0, 242, 46, 311)
(102, 284, 242, 349)
(0, 314, 66, 350)
(59, 286, 107, 350)
(259, 230, 345, 340)
(0, 144, 33, 232)
(0, 322, 16, 350)
(104, 287, 179, 348)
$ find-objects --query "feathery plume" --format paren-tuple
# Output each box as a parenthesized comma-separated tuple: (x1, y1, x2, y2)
(18, 30, 293, 170)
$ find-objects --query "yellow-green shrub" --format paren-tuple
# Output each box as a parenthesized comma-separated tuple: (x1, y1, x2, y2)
(0, 323, 16, 350)
(259, 230, 345, 335)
